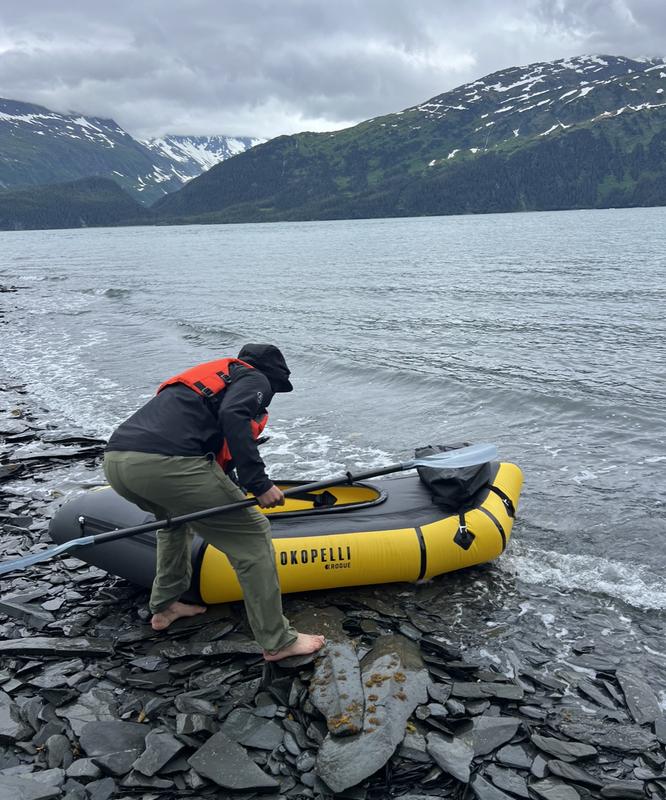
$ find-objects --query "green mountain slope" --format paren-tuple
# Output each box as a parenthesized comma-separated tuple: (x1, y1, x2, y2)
(154, 54, 666, 223)
(0, 177, 151, 231)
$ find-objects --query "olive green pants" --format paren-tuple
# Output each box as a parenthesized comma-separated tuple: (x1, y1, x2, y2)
(103, 450, 297, 652)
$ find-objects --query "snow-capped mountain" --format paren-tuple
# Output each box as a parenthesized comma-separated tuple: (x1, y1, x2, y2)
(156, 54, 666, 221)
(0, 99, 263, 204)
(142, 135, 264, 176)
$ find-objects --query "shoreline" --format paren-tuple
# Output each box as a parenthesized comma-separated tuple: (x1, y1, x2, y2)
(1, 342, 666, 798)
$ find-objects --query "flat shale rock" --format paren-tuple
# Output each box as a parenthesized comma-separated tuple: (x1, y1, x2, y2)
(0, 690, 23, 742)
(221, 708, 284, 750)
(426, 731, 474, 783)
(462, 714, 522, 756)
(309, 640, 365, 735)
(187, 730, 279, 790)
(56, 688, 118, 737)
(160, 638, 261, 659)
(470, 773, 516, 799)
(0, 637, 113, 658)
(131, 729, 183, 776)
(616, 669, 661, 725)
(496, 743, 535, 769)
(600, 780, 645, 798)
(79, 721, 148, 758)
(531, 734, 597, 761)
(531, 777, 581, 799)
(316, 635, 428, 793)
(0, 776, 61, 800)
(556, 715, 657, 753)
(484, 765, 530, 798)
(547, 759, 603, 788)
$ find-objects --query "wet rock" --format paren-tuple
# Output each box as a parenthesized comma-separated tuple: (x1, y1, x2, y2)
(547, 759, 603, 788)
(0, 776, 61, 800)
(616, 669, 661, 725)
(86, 776, 116, 800)
(0, 690, 23, 742)
(221, 708, 283, 750)
(309, 641, 365, 736)
(0, 599, 54, 631)
(655, 715, 666, 745)
(92, 749, 141, 776)
(531, 777, 581, 799)
(531, 754, 550, 778)
(131, 728, 183, 776)
(531, 734, 597, 762)
(45, 733, 73, 769)
(187, 730, 279, 790)
(426, 731, 474, 783)
(0, 637, 113, 658)
(484, 765, 530, 798)
(464, 714, 522, 756)
(56, 688, 118, 736)
(160, 638, 262, 659)
(66, 759, 102, 780)
(470, 773, 516, 799)
(79, 721, 147, 760)
(496, 743, 535, 769)
(452, 681, 524, 701)
(556, 714, 657, 753)
(175, 713, 216, 735)
(600, 780, 645, 798)
(316, 636, 428, 793)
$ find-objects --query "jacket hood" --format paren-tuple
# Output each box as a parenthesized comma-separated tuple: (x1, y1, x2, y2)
(237, 343, 294, 393)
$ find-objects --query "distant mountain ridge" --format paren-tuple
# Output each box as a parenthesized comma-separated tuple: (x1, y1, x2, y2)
(2, 54, 666, 230)
(154, 54, 666, 221)
(0, 98, 263, 203)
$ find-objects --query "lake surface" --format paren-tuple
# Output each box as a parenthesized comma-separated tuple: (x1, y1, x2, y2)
(2, 208, 665, 693)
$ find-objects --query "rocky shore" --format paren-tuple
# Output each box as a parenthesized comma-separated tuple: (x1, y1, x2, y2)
(1, 366, 666, 800)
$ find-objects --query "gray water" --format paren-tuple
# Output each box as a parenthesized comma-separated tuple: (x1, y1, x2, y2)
(1, 208, 665, 692)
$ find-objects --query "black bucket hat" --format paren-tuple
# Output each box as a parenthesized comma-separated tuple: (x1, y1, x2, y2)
(237, 343, 294, 393)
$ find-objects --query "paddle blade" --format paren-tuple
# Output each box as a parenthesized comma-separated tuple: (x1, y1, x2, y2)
(0, 537, 93, 576)
(405, 443, 498, 470)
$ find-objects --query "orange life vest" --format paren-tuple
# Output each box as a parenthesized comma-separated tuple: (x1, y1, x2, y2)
(157, 357, 268, 471)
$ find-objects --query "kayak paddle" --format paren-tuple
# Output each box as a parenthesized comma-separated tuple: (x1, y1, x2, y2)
(0, 442, 497, 576)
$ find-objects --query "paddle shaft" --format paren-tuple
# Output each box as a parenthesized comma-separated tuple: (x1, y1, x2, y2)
(80, 462, 405, 547)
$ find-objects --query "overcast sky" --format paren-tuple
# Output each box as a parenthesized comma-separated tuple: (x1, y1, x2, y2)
(1, 0, 665, 140)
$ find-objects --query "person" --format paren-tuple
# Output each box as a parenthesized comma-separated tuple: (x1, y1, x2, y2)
(103, 343, 325, 662)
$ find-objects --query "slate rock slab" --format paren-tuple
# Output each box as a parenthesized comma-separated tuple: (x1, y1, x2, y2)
(131, 729, 184, 777)
(187, 730, 279, 790)
(79, 721, 148, 757)
(56, 688, 118, 737)
(0, 690, 23, 743)
(600, 781, 646, 798)
(616, 669, 661, 725)
(470, 773, 515, 799)
(531, 734, 597, 761)
(462, 714, 522, 756)
(557, 718, 657, 753)
(221, 708, 284, 750)
(547, 759, 603, 788)
(0, 637, 114, 658)
(484, 765, 530, 798)
(531, 777, 581, 799)
(160, 638, 261, 659)
(316, 635, 428, 793)
(426, 731, 474, 783)
(0, 776, 61, 800)
(309, 640, 365, 736)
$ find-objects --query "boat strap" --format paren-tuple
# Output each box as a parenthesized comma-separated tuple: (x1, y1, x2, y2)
(454, 512, 475, 550)
(488, 486, 515, 517)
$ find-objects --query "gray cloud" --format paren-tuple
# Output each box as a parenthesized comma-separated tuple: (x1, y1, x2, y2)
(1, 0, 664, 139)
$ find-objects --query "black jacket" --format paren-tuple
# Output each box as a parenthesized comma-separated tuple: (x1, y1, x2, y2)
(106, 364, 275, 496)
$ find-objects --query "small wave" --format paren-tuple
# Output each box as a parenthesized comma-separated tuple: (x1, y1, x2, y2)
(104, 288, 132, 299)
(502, 543, 666, 611)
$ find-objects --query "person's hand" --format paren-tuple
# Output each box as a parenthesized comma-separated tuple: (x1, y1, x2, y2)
(256, 484, 285, 508)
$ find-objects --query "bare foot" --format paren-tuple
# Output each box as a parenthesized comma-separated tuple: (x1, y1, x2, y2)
(263, 632, 326, 662)
(151, 601, 207, 631)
